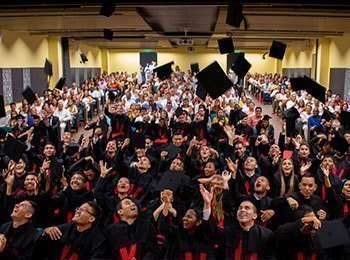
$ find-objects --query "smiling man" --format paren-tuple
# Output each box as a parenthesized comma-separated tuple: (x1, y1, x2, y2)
(0, 200, 40, 259)
(104, 197, 157, 259)
(43, 201, 106, 259)
(202, 196, 275, 259)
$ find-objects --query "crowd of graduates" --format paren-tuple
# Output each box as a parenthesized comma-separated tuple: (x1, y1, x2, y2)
(0, 64, 350, 259)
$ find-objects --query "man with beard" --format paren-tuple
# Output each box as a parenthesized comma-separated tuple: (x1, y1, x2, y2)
(104, 198, 157, 259)
(43, 201, 106, 259)
(0, 200, 40, 259)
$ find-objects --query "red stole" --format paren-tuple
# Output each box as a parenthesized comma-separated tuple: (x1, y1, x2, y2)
(234, 239, 258, 260)
(60, 245, 79, 260)
(185, 252, 207, 260)
(244, 180, 251, 195)
(119, 244, 137, 260)
(296, 251, 317, 260)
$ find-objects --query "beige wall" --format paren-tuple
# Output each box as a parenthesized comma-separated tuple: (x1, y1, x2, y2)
(329, 36, 350, 68)
(107, 48, 279, 75)
(70, 42, 101, 68)
(282, 41, 316, 69)
(0, 29, 48, 68)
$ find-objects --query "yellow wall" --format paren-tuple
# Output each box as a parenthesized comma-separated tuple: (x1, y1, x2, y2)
(282, 41, 316, 69)
(245, 52, 276, 74)
(108, 48, 278, 74)
(108, 51, 139, 73)
(0, 29, 48, 68)
(316, 38, 330, 87)
(48, 36, 63, 88)
(70, 42, 101, 68)
(329, 36, 350, 68)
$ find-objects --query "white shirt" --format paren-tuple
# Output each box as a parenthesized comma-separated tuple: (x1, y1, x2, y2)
(54, 108, 72, 123)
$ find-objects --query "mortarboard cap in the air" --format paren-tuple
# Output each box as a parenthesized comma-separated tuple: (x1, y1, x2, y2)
(130, 132, 146, 149)
(217, 38, 234, 54)
(44, 58, 53, 76)
(0, 96, 6, 118)
(153, 62, 174, 80)
(175, 107, 184, 118)
(290, 76, 326, 103)
(162, 143, 182, 161)
(269, 40, 287, 60)
(283, 107, 300, 137)
(311, 220, 350, 252)
(22, 86, 36, 105)
(195, 82, 208, 101)
(54, 77, 66, 90)
(155, 170, 186, 193)
(229, 108, 247, 126)
(190, 63, 200, 73)
(66, 142, 80, 156)
(196, 61, 232, 99)
(231, 55, 252, 79)
(4, 135, 27, 163)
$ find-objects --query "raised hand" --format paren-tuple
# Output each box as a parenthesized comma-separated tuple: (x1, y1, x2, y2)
(225, 158, 238, 177)
(99, 162, 112, 178)
(199, 184, 214, 209)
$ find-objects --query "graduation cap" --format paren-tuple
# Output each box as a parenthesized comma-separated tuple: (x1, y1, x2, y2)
(22, 86, 36, 105)
(217, 38, 234, 54)
(311, 220, 350, 252)
(162, 143, 182, 161)
(80, 53, 88, 64)
(283, 107, 300, 137)
(175, 107, 183, 118)
(0, 95, 6, 118)
(322, 110, 335, 122)
(196, 61, 232, 100)
(153, 62, 174, 80)
(130, 132, 145, 149)
(15, 114, 25, 120)
(330, 132, 349, 154)
(231, 55, 251, 79)
(190, 63, 199, 73)
(262, 115, 271, 121)
(66, 142, 80, 156)
(155, 170, 186, 193)
(195, 82, 208, 101)
(54, 77, 66, 90)
(4, 135, 27, 163)
(340, 111, 350, 130)
(44, 58, 53, 76)
(269, 40, 287, 60)
(229, 108, 247, 126)
(290, 76, 326, 103)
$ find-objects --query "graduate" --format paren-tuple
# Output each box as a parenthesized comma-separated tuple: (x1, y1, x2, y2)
(201, 185, 276, 259)
(104, 197, 158, 259)
(43, 201, 107, 259)
(0, 200, 40, 259)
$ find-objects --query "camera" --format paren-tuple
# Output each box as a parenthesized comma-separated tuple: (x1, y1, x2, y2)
(257, 136, 262, 142)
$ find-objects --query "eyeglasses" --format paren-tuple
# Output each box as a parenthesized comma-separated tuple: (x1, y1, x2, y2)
(75, 207, 95, 217)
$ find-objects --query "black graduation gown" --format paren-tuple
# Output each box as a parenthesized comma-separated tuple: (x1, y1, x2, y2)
(275, 219, 329, 260)
(280, 192, 323, 223)
(104, 108, 130, 139)
(207, 217, 275, 259)
(55, 222, 107, 260)
(272, 172, 299, 198)
(0, 221, 40, 260)
(157, 214, 216, 260)
(104, 218, 157, 259)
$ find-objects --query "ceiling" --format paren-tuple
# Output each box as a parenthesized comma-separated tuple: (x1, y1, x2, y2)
(0, 1, 349, 51)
